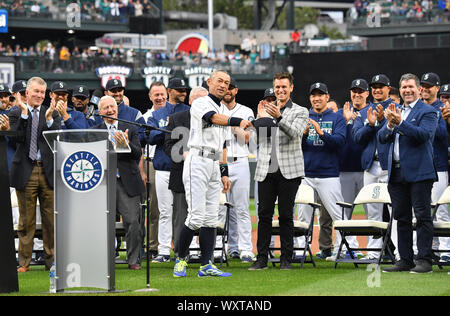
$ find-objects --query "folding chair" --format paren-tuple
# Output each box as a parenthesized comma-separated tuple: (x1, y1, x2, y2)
(431, 186, 450, 269)
(334, 183, 396, 268)
(188, 192, 233, 267)
(270, 184, 321, 269)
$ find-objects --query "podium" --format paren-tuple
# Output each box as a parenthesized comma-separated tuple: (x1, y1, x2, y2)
(0, 131, 19, 293)
(43, 130, 124, 293)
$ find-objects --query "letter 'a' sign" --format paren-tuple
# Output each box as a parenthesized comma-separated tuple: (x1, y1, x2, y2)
(0, 10, 8, 33)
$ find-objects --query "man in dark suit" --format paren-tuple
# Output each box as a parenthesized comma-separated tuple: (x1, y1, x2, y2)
(164, 86, 208, 259)
(378, 73, 438, 274)
(8, 77, 61, 272)
(94, 95, 145, 270)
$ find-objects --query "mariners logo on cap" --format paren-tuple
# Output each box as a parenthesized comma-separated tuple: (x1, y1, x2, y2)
(375, 75, 379, 81)
(61, 151, 104, 193)
(315, 83, 320, 88)
(0, 85, 4, 90)
(356, 80, 360, 86)
(445, 85, 449, 92)
(424, 74, 429, 80)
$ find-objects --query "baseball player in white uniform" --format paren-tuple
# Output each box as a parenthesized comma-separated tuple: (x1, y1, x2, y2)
(173, 70, 252, 278)
(221, 78, 256, 262)
(420, 73, 450, 262)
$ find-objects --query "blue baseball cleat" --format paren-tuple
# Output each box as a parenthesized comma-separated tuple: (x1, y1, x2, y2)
(173, 258, 188, 278)
(198, 262, 232, 277)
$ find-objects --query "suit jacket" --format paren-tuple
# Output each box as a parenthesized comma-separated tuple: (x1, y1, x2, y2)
(164, 109, 190, 193)
(352, 99, 399, 171)
(94, 121, 145, 197)
(377, 99, 438, 183)
(8, 105, 61, 190)
(254, 100, 309, 182)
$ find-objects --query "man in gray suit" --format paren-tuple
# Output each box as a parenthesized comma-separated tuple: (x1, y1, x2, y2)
(249, 72, 309, 270)
(94, 96, 145, 270)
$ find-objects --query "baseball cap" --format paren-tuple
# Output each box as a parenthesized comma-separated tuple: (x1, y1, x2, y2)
(420, 72, 440, 86)
(370, 74, 390, 87)
(439, 84, 450, 96)
(350, 79, 369, 91)
(263, 88, 275, 99)
(309, 82, 328, 95)
(72, 85, 90, 98)
(167, 78, 187, 90)
(229, 78, 237, 89)
(12, 80, 27, 93)
(105, 78, 124, 91)
(0, 84, 11, 94)
(51, 81, 69, 93)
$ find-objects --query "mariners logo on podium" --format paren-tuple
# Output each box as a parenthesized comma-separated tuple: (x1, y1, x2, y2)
(61, 151, 104, 193)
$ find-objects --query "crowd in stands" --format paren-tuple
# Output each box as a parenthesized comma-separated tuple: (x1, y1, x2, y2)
(0, 41, 266, 74)
(2, 0, 158, 22)
(350, 0, 450, 23)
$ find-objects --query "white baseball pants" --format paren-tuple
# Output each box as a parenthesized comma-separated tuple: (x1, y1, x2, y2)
(183, 153, 220, 231)
(155, 170, 173, 256)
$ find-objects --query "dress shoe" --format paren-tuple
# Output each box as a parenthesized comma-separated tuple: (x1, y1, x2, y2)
(248, 259, 268, 271)
(128, 264, 142, 270)
(280, 259, 292, 270)
(382, 260, 414, 273)
(410, 260, 432, 274)
(17, 266, 30, 273)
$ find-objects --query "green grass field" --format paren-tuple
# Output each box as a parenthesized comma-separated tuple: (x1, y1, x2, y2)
(3, 200, 449, 296)
(5, 258, 450, 296)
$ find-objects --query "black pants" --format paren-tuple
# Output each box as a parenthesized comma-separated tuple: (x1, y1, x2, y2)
(256, 169, 302, 262)
(388, 166, 434, 265)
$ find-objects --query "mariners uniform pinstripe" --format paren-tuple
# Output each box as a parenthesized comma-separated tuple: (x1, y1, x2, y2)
(184, 95, 229, 230)
(222, 103, 255, 259)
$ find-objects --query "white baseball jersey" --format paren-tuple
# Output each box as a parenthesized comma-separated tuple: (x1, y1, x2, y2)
(188, 95, 229, 153)
(222, 103, 255, 158)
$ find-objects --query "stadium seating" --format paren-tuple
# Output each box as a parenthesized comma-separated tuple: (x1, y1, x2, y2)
(270, 184, 321, 269)
(431, 185, 450, 269)
(333, 183, 396, 268)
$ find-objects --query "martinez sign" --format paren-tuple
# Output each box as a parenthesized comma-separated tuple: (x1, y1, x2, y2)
(184, 67, 215, 88)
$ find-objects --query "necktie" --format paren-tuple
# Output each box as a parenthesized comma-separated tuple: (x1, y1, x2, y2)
(29, 108, 39, 161)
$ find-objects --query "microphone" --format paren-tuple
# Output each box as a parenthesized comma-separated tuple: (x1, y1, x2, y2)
(86, 89, 103, 119)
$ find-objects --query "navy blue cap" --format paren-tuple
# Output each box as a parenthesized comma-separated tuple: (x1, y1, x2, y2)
(0, 84, 10, 94)
(370, 74, 390, 87)
(229, 77, 237, 89)
(167, 77, 187, 89)
(51, 81, 69, 93)
(350, 79, 369, 91)
(420, 72, 440, 86)
(105, 78, 124, 91)
(72, 85, 90, 98)
(309, 82, 328, 94)
(439, 84, 450, 96)
(263, 88, 275, 99)
(12, 80, 27, 93)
